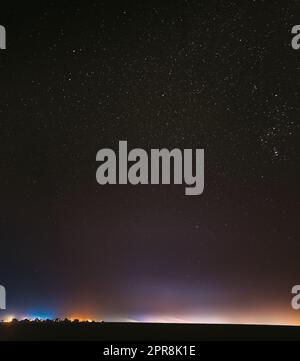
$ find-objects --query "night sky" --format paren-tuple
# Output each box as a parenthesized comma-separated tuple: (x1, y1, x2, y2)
(0, 0, 299, 324)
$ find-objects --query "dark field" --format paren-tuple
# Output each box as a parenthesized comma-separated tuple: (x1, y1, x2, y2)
(0, 322, 299, 341)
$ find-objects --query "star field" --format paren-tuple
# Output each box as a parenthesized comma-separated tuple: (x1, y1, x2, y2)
(0, 0, 299, 322)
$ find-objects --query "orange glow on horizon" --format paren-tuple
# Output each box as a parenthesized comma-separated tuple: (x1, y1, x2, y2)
(2, 306, 300, 326)
(68, 312, 98, 323)
(3, 315, 15, 323)
(69, 317, 94, 322)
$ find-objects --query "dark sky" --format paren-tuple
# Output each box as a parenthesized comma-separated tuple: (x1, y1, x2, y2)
(0, 0, 299, 324)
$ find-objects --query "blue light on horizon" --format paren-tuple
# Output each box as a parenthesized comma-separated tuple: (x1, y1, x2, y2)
(26, 312, 55, 321)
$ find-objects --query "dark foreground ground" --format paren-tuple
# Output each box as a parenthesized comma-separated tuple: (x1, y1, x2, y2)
(0, 322, 300, 341)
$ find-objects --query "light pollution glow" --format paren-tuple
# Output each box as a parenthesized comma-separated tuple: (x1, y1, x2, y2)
(2, 308, 300, 326)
